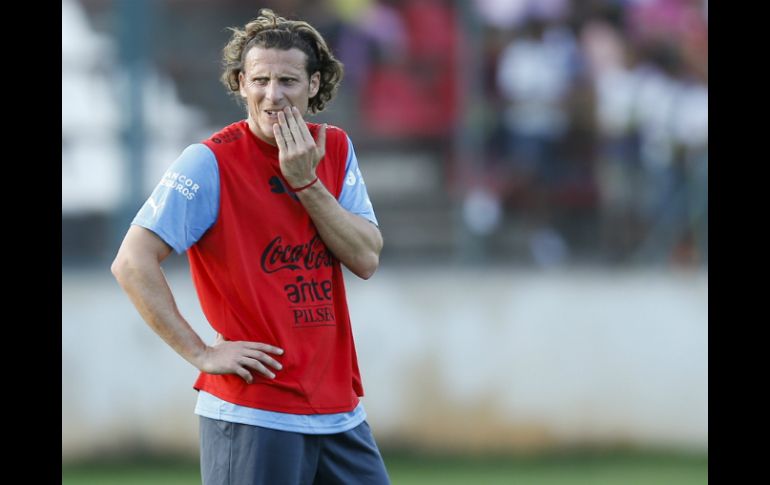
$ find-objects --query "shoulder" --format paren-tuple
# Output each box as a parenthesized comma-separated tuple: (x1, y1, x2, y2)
(308, 122, 348, 145)
(310, 123, 351, 164)
(174, 143, 217, 171)
(203, 120, 249, 148)
(324, 123, 348, 140)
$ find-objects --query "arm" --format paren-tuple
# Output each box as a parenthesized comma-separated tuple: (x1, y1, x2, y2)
(274, 106, 383, 279)
(111, 225, 283, 383)
(296, 184, 382, 280)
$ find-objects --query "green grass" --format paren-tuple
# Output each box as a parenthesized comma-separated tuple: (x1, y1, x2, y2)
(62, 461, 199, 485)
(62, 451, 707, 485)
(382, 451, 707, 485)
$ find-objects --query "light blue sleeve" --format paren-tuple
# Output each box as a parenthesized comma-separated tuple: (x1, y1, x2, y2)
(131, 144, 219, 253)
(337, 136, 378, 226)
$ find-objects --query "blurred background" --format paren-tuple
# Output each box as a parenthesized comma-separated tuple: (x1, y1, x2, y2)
(62, 0, 707, 482)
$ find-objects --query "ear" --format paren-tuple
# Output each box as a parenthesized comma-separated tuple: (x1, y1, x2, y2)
(238, 72, 247, 99)
(308, 71, 320, 98)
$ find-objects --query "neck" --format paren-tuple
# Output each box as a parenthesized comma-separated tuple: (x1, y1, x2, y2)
(246, 117, 278, 146)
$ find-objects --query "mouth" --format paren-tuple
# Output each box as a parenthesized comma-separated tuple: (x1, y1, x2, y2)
(264, 109, 283, 117)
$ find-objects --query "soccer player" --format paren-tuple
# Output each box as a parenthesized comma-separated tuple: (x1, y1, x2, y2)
(111, 9, 389, 484)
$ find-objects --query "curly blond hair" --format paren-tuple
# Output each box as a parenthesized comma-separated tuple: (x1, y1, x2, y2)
(221, 9, 344, 114)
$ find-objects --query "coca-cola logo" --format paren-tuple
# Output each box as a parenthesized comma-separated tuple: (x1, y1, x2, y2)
(260, 235, 334, 274)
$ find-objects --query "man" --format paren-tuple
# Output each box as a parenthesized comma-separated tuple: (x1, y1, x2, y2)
(111, 9, 389, 485)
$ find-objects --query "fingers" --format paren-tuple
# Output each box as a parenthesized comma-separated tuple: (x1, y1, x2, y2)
(282, 106, 320, 148)
(273, 123, 287, 151)
(240, 357, 276, 380)
(234, 356, 278, 384)
(245, 342, 284, 355)
(283, 107, 304, 144)
(233, 352, 281, 383)
(289, 106, 316, 146)
(277, 106, 325, 151)
(315, 123, 327, 166)
(236, 367, 254, 384)
(294, 109, 326, 164)
(242, 348, 283, 371)
(275, 107, 323, 186)
(239, 342, 283, 381)
(209, 339, 285, 383)
(276, 111, 295, 149)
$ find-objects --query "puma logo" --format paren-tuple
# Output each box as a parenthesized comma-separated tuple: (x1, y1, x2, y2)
(269, 176, 298, 201)
(148, 197, 164, 217)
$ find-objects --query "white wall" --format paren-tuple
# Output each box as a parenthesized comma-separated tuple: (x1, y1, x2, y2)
(62, 266, 707, 459)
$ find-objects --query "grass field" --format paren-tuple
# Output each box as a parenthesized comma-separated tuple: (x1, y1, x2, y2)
(62, 451, 707, 485)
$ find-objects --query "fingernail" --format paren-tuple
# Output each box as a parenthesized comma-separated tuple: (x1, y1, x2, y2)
(276, 364, 283, 370)
(278, 349, 284, 355)
(270, 373, 275, 379)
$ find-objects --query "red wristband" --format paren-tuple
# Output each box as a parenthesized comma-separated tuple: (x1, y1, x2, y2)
(290, 176, 319, 192)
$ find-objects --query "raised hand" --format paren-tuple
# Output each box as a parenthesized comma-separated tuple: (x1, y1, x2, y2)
(273, 106, 326, 190)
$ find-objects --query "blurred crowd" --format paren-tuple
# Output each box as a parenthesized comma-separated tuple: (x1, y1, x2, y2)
(294, 0, 708, 267)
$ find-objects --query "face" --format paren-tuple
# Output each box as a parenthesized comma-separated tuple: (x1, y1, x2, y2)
(239, 46, 321, 145)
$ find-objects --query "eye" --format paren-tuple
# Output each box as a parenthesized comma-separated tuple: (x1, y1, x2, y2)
(253, 78, 268, 86)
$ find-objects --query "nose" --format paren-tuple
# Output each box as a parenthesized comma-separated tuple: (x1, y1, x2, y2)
(265, 80, 283, 103)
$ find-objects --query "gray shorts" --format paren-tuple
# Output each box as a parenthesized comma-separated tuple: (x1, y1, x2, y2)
(199, 416, 391, 485)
